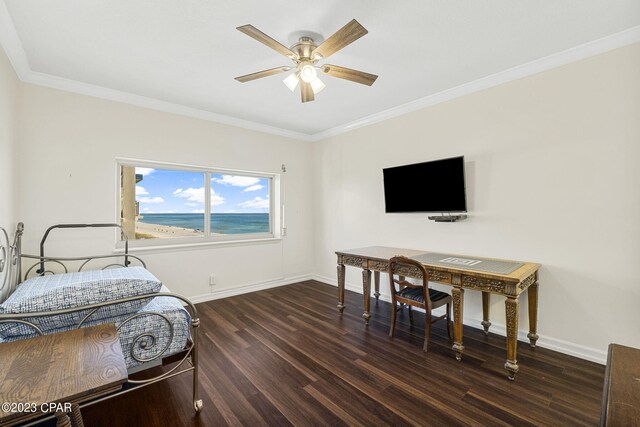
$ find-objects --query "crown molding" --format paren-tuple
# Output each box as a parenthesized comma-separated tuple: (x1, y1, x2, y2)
(1, 0, 638, 143)
(21, 70, 313, 141)
(310, 25, 640, 141)
(0, 1, 312, 142)
(0, 0, 30, 76)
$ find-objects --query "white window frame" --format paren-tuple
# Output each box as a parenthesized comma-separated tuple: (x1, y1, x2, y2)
(115, 158, 282, 251)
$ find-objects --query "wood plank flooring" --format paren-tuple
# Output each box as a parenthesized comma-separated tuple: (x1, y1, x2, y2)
(79, 280, 605, 426)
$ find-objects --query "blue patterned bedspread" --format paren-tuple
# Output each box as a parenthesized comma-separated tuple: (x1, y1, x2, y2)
(0, 288, 191, 369)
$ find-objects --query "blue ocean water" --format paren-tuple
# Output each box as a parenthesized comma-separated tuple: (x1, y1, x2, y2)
(138, 213, 269, 234)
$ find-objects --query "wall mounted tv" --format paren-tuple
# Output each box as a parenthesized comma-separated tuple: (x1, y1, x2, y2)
(383, 156, 467, 213)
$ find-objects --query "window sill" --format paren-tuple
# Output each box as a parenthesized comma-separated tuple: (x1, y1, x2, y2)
(114, 236, 282, 254)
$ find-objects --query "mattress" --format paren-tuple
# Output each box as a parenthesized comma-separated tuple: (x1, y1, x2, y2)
(0, 266, 163, 337)
(0, 285, 191, 369)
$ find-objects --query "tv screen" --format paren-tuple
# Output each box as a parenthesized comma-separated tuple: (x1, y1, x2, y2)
(383, 156, 467, 213)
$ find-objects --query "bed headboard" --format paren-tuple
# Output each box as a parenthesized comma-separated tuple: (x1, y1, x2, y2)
(33, 223, 130, 277)
(0, 223, 23, 303)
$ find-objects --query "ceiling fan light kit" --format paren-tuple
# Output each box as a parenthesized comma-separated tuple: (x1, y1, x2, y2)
(310, 78, 325, 95)
(299, 64, 317, 83)
(283, 72, 300, 92)
(235, 19, 378, 103)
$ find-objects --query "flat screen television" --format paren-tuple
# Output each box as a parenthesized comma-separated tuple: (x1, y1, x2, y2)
(383, 156, 467, 213)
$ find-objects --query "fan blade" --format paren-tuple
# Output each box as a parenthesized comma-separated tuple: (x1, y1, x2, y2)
(321, 64, 378, 86)
(300, 81, 315, 103)
(312, 19, 368, 59)
(235, 67, 290, 83)
(237, 25, 297, 59)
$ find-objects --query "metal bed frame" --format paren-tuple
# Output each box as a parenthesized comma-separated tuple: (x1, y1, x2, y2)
(0, 223, 203, 422)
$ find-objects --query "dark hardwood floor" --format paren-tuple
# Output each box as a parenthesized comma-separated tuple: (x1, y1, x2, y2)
(80, 280, 605, 426)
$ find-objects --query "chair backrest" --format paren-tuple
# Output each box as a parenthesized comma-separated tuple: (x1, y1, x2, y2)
(388, 255, 431, 308)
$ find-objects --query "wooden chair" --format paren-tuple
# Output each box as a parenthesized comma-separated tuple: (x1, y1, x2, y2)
(388, 256, 453, 351)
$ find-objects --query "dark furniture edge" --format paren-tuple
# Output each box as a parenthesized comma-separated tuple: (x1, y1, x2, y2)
(600, 343, 614, 427)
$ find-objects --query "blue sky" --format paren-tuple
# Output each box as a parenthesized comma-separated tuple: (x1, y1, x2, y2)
(135, 168, 270, 214)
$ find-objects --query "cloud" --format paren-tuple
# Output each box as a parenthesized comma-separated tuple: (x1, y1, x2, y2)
(211, 191, 225, 206)
(135, 186, 148, 196)
(138, 196, 164, 204)
(243, 184, 264, 192)
(173, 187, 205, 203)
(238, 196, 269, 209)
(136, 167, 155, 177)
(173, 187, 225, 206)
(184, 202, 198, 207)
(190, 209, 205, 214)
(213, 175, 260, 187)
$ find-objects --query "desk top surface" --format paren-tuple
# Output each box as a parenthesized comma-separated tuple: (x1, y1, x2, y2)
(336, 246, 540, 281)
(0, 323, 128, 423)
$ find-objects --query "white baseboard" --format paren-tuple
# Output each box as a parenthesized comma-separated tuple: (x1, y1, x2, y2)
(463, 315, 607, 365)
(188, 274, 313, 304)
(311, 274, 607, 365)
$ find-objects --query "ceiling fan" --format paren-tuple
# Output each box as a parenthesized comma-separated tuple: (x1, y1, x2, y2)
(234, 19, 378, 103)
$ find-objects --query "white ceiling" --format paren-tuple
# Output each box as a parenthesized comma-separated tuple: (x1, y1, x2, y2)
(2, 0, 640, 138)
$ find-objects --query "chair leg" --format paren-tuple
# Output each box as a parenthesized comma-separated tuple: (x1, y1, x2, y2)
(408, 305, 414, 325)
(423, 311, 432, 352)
(446, 303, 453, 340)
(389, 300, 397, 338)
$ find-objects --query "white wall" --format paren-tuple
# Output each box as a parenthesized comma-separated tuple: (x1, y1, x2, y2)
(2, 40, 639, 363)
(312, 43, 640, 362)
(14, 84, 314, 298)
(0, 45, 18, 229)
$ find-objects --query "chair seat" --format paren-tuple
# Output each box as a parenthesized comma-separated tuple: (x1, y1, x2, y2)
(397, 287, 450, 304)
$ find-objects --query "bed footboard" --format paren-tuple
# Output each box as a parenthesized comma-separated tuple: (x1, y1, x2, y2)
(0, 293, 203, 414)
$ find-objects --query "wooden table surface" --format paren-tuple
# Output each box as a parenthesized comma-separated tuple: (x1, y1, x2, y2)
(335, 246, 540, 282)
(0, 323, 128, 426)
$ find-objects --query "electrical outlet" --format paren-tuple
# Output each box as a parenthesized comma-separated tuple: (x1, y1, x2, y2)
(209, 275, 216, 286)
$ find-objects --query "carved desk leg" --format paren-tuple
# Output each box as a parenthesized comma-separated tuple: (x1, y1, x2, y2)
(452, 286, 465, 361)
(362, 269, 372, 325)
(55, 411, 72, 427)
(527, 281, 539, 348)
(70, 403, 85, 427)
(481, 292, 491, 335)
(373, 271, 381, 301)
(337, 264, 346, 313)
(505, 297, 520, 381)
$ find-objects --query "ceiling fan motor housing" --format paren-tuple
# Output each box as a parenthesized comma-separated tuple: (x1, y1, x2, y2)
(291, 37, 318, 61)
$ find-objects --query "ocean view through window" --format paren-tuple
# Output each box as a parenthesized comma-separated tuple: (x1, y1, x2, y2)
(119, 160, 277, 246)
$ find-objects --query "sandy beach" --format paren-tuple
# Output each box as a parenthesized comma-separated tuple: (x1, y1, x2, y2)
(135, 221, 203, 239)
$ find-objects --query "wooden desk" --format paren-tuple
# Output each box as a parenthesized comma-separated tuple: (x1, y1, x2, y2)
(335, 246, 541, 380)
(600, 344, 640, 426)
(0, 323, 128, 426)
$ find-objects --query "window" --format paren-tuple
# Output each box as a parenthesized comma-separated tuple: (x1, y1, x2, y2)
(119, 160, 279, 247)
